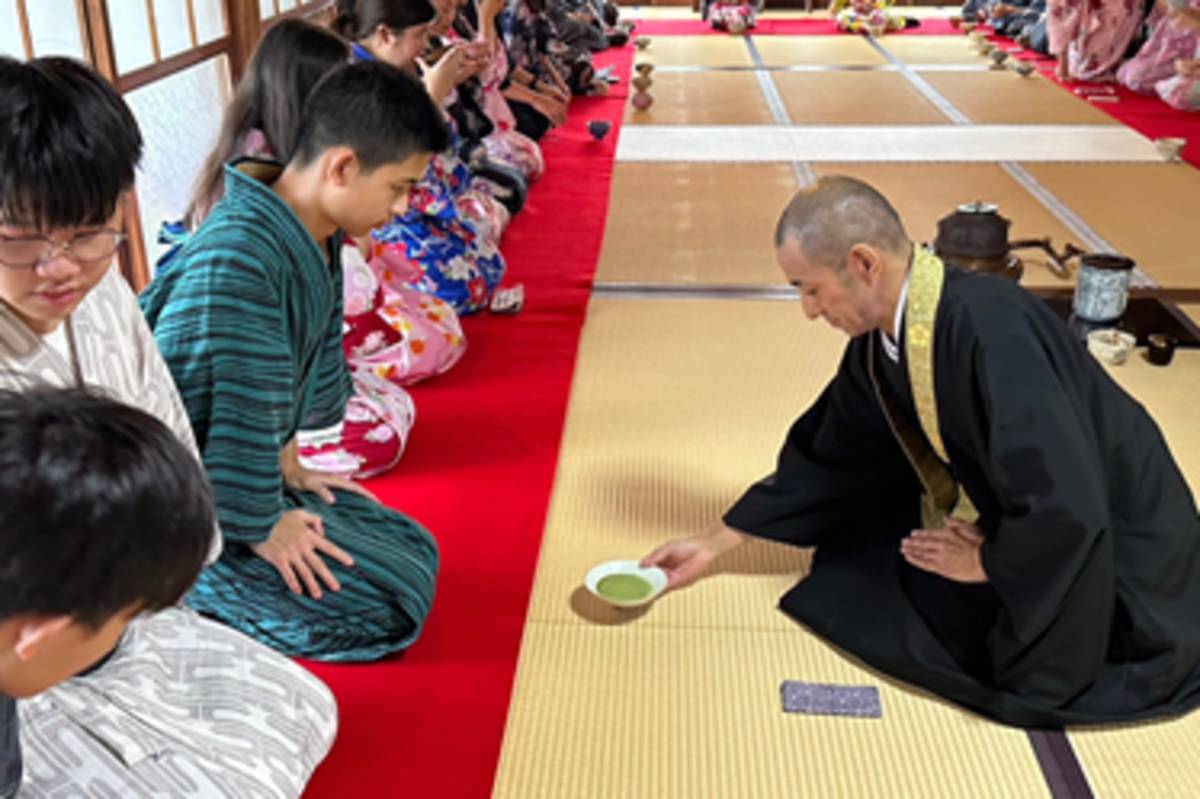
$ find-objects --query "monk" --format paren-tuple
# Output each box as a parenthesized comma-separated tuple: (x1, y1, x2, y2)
(642, 176, 1200, 727)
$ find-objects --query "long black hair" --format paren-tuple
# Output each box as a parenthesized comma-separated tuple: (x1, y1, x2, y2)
(187, 19, 350, 226)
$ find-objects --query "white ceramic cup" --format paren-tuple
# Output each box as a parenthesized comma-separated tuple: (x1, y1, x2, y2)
(584, 560, 668, 609)
(1087, 329, 1136, 366)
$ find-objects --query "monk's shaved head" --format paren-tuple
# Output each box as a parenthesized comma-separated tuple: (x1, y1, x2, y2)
(774, 176, 909, 270)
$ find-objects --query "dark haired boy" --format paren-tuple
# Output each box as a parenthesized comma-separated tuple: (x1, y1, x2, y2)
(0, 388, 213, 797)
(140, 61, 444, 661)
(0, 56, 335, 797)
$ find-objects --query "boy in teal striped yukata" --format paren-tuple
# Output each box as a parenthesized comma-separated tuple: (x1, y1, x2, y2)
(141, 60, 447, 663)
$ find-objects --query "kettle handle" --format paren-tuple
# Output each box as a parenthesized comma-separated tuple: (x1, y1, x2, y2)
(1009, 238, 1085, 280)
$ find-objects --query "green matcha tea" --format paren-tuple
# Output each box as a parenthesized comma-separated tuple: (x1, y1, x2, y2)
(596, 573, 653, 602)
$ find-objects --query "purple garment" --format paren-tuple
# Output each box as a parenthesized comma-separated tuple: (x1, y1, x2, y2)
(1118, 6, 1200, 93)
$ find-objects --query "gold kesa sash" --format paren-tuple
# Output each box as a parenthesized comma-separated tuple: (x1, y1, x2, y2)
(868, 248, 978, 529)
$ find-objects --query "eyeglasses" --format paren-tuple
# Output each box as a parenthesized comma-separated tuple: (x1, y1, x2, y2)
(0, 229, 126, 271)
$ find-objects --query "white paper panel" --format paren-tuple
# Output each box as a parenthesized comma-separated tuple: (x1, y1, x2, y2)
(0, 0, 25, 58)
(27, 0, 86, 59)
(193, 0, 226, 43)
(125, 54, 232, 269)
(108, 0, 156, 73)
(152, 0, 193, 57)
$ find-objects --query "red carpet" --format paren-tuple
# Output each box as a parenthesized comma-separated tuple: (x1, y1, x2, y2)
(633, 16, 962, 36)
(300, 51, 631, 798)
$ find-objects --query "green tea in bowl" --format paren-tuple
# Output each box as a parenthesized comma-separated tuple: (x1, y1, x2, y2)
(585, 560, 668, 609)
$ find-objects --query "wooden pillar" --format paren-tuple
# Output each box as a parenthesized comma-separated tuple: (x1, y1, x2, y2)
(80, 0, 152, 291)
(223, 0, 263, 85)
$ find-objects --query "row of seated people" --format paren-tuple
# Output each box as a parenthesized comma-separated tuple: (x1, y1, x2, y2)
(702, 0, 920, 35)
(699, 0, 1200, 115)
(0, 0, 629, 794)
(967, 0, 1200, 111)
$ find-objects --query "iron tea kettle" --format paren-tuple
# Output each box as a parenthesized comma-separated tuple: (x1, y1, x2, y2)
(933, 202, 1080, 281)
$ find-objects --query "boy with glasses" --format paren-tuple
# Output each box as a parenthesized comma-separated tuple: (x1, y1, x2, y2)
(0, 56, 336, 797)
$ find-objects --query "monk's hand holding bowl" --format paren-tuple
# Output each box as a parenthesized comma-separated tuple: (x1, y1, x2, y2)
(640, 524, 745, 590)
(900, 518, 988, 583)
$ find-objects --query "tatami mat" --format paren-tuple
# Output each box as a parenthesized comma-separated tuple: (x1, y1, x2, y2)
(918, 71, 1121, 126)
(499, 21, 1200, 796)
(494, 623, 1049, 799)
(1096, 350, 1200, 496)
(1023, 164, 1200, 288)
(638, 35, 752, 67)
(524, 299, 840, 630)
(594, 163, 797, 286)
(623, 72, 774, 126)
(596, 162, 1087, 291)
(1069, 710, 1200, 798)
(752, 35, 884, 67)
(809, 162, 1082, 290)
(773, 72, 948, 125)
(496, 288, 1200, 794)
(876, 35, 996, 65)
(497, 296, 1200, 797)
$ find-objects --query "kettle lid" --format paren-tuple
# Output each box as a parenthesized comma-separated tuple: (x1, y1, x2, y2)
(956, 201, 999, 214)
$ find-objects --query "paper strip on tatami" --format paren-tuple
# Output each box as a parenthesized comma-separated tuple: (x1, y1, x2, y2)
(492, 299, 1051, 798)
(616, 125, 1161, 163)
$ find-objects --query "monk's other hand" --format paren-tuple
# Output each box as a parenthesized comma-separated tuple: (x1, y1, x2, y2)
(640, 525, 745, 590)
(252, 509, 356, 599)
(900, 519, 988, 583)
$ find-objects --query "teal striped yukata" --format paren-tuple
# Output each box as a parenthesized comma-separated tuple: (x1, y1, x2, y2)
(140, 160, 438, 662)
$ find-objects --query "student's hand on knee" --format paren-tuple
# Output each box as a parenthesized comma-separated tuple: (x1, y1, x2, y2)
(252, 510, 356, 599)
(900, 519, 988, 584)
(286, 465, 382, 506)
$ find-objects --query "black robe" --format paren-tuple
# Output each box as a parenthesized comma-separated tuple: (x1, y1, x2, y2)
(725, 266, 1200, 727)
